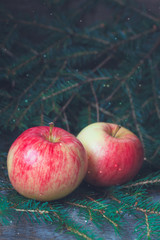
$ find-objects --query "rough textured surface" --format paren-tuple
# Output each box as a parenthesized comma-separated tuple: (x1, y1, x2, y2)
(0, 189, 160, 240)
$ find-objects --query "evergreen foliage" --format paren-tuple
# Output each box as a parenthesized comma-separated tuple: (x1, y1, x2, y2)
(0, 0, 160, 239)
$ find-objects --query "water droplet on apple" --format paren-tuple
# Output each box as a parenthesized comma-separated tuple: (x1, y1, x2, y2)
(87, 171, 91, 174)
(114, 164, 118, 168)
(118, 168, 122, 171)
(99, 171, 102, 174)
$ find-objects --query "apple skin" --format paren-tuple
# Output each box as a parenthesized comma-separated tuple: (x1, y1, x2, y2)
(77, 122, 144, 187)
(7, 126, 88, 201)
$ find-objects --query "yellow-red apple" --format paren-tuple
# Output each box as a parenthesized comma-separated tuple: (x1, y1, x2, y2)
(77, 122, 144, 186)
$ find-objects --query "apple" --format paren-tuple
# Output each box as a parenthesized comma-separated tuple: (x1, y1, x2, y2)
(7, 123, 88, 201)
(77, 122, 144, 186)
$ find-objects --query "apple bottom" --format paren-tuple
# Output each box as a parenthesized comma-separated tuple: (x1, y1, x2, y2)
(85, 163, 142, 187)
(11, 174, 81, 202)
(8, 148, 86, 202)
(7, 132, 88, 201)
(9, 163, 85, 202)
(85, 143, 144, 187)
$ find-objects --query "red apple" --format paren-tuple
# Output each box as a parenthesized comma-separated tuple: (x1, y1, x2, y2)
(7, 123, 88, 201)
(77, 122, 144, 186)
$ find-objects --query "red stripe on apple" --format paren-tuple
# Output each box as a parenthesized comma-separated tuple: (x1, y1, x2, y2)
(7, 124, 88, 201)
(77, 122, 144, 187)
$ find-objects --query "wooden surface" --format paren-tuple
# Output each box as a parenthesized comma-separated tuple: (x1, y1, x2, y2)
(0, 189, 160, 240)
(0, 212, 137, 240)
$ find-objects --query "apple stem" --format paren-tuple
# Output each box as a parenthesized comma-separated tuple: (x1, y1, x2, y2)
(49, 122, 54, 142)
(113, 125, 121, 138)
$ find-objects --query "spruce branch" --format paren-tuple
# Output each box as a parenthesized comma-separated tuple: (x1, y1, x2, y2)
(7, 55, 38, 76)
(75, 24, 158, 53)
(109, 194, 160, 216)
(19, 43, 39, 55)
(0, 23, 17, 59)
(7, 64, 48, 126)
(91, 54, 114, 74)
(131, 7, 160, 23)
(0, 101, 13, 114)
(53, 92, 76, 123)
(66, 199, 119, 229)
(123, 179, 160, 189)
(86, 196, 119, 228)
(56, 50, 98, 61)
(112, 0, 160, 22)
(6, 14, 65, 33)
(14, 208, 50, 215)
(0, 48, 15, 59)
(142, 97, 154, 109)
(88, 23, 107, 32)
(152, 71, 160, 120)
(88, 105, 91, 124)
(144, 133, 156, 143)
(63, 112, 70, 132)
(14, 61, 67, 128)
(112, 26, 158, 48)
(136, 207, 160, 216)
(49, 204, 97, 240)
(73, 32, 110, 45)
(42, 76, 111, 101)
(40, 100, 44, 126)
(105, 35, 160, 103)
(97, 25, 159, 61)
(125, 83, 145, 153)
(7, 37, 68, 76)
(1, 23, 17, 46)
(150, 145, 160, 160)
(70, 0, 95, 20)
(101, 211, 118, 228)
(86, 196, 107, 209)
(145, 213, 151, 239)
(90, 82, 100, 122)
(67, 227, 93, 240)
(80, 97, 121, 122)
